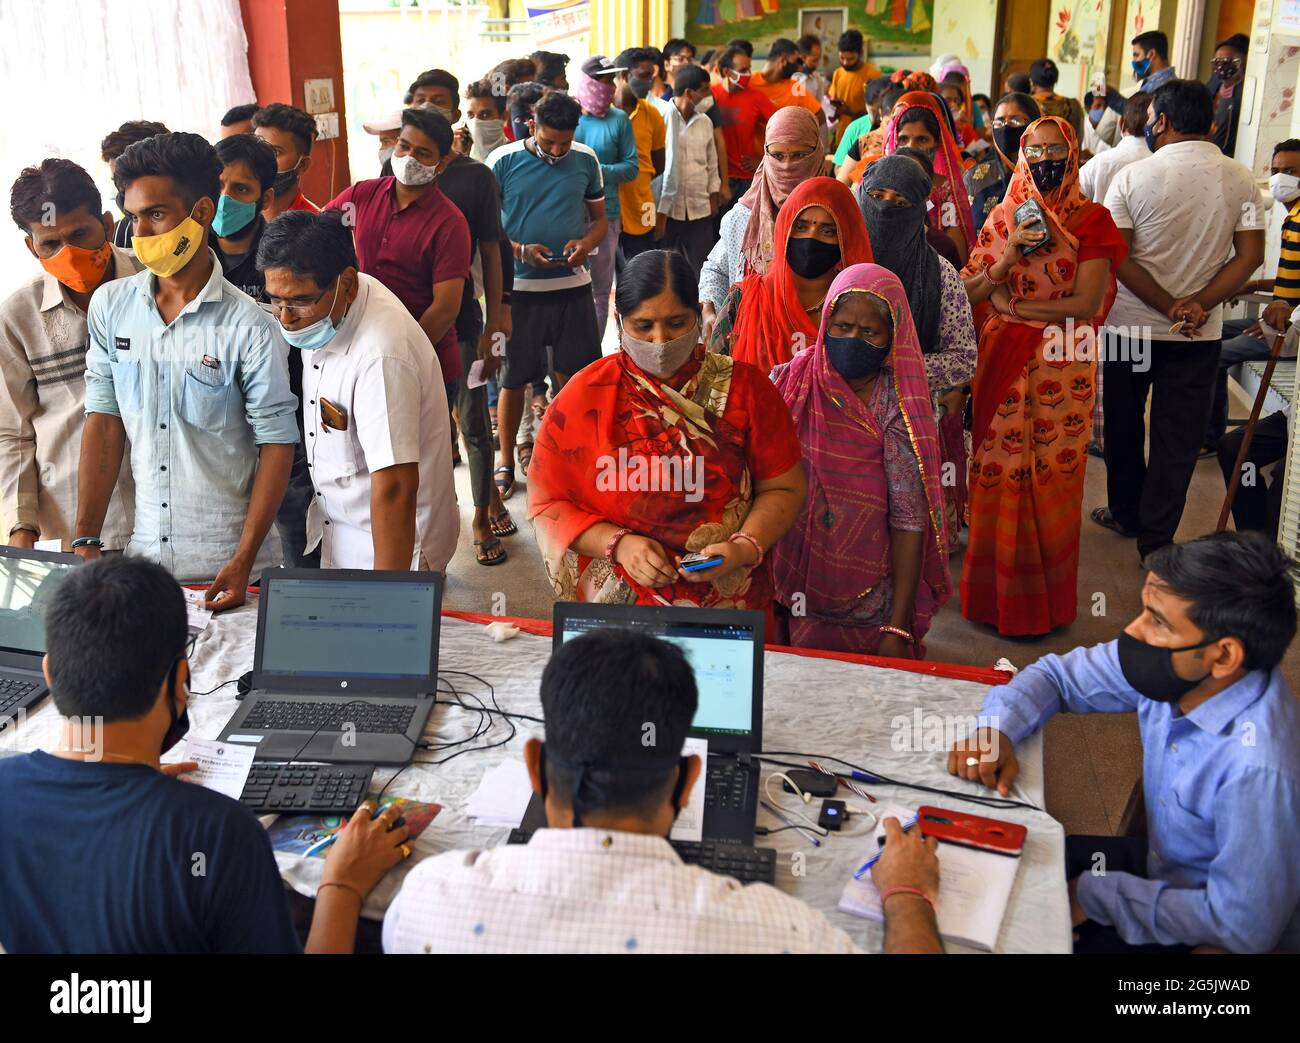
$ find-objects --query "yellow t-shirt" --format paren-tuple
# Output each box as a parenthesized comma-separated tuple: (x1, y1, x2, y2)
(620, 99, 668, 236)
(829, 63, 881, 144)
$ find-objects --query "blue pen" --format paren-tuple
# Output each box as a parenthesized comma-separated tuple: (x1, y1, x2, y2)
(851, 769, 882, 784)
(853, 813, 919, 880)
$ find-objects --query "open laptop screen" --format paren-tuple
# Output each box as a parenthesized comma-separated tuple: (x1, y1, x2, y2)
(0, 553, 77, 656)
(258, 577, 438, 682)
(557, 611, 758, 739)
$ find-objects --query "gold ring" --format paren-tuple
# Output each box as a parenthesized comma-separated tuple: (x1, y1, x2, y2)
(401, 844, 412, 859)
(965, 757, 979, 767)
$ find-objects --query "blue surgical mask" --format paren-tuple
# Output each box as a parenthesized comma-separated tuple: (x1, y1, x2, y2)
(211, 193, 258, 238)
(280, 280, 342, 350)
(1088, 107, 1103, 126)
(1132, 56, 1152, 78)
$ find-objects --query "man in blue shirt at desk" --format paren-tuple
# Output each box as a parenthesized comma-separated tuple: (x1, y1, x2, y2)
(950, 531, 1300, 953)
(74, 131, 298, 608)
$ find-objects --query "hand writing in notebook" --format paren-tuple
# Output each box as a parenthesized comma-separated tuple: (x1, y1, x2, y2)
(871, 816, 940, 898)
(948, 727, 1018, 796)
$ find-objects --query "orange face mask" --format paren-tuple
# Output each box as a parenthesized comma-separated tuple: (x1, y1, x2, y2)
(40, 240, 112, 293)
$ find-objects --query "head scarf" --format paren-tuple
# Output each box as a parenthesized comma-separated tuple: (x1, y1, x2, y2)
(575, 69, 616, 117)
(883, 91, 977, 249)
(769, 262, 950, 625)
(857, 155, 943, 353)
(929, 53, 962, 81)
(899, 71, 939, 95)
(739, 107, 826, 274)
(730, 177, 873, 374)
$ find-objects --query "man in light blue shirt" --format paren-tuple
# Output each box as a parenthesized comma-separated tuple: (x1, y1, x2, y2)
(951, 531, 1300, 953)
(76, 131, 298, 605)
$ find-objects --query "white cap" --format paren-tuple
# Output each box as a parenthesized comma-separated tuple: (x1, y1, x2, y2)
(362, 110, 403, 135)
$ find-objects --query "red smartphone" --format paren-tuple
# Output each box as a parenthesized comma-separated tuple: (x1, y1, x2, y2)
(917, 805, 1027, 857)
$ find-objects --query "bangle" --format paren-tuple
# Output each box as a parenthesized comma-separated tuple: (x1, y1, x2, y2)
(317, 881, 364, 904)
(983, 262, 1009, 285)
(604, 527, 632, 562)
(1007, 296, 1023, 319)
(880, 884, 936, 911)
(728, 531, 764, 566)
(879, 624, 914, 643)
(71, 536, 103, 549)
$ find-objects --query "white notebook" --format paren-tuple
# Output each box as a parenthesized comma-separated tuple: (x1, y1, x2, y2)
(838, 808, 1024, 952)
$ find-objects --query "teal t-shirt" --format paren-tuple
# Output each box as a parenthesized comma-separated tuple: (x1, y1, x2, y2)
(834, 113, 874, 166)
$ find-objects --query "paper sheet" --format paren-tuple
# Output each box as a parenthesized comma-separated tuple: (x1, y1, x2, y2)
(465, 759, 533, 827)
(182, 588, 213, 637)
(466, 358, 488, 390)
(668, 736, 707, 844)
(35, 539, 63, 553)
(180, 736, 256, 801)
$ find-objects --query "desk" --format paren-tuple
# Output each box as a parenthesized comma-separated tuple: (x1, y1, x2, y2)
(11, 605, 1072, 954)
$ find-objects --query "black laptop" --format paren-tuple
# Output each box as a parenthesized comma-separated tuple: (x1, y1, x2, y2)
(218, 569, 441, 764)
(0, 545, 81, 724)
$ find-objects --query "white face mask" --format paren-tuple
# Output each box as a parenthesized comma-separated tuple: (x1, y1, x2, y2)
(469, 117, 508, 157)
(695, 94, 714, 114)
(619, 321, 700, 378)
(378, 145, 395, 166)
(391, 153, 439, 186)
(1270, 171, 1300, 204)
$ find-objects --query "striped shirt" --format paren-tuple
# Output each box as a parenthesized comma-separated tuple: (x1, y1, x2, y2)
(1274, 198, 1300, 307)
(0, 248, 137, 548)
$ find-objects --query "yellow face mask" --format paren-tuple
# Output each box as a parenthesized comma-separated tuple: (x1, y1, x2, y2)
(131, 205, 205, 278)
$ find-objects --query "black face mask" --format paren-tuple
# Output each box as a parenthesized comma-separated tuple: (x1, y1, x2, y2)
(786, 236, 841, 278)
(628, 75, 653, 99)
(160, 659, 190, 755)
(1116, 631, 1215, 703)
(272, 161, 301, 196)
(992, 125, 1025, 164)
(825, 333, 890, 380)
(1031, 157, 1068, 193)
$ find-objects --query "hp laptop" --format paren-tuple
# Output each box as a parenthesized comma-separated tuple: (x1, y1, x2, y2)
(0, 545, 81, 723)
(218, 569, 442, 764)
(545, 603, 765, 845)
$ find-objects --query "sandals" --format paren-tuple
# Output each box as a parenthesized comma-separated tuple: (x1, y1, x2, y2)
(517, 442, 533, 476)
(474, 537, 508, 566)
(493, 465, 515, 500)
(490, 510, 518, 538)
(1090, 506, 1139, 538)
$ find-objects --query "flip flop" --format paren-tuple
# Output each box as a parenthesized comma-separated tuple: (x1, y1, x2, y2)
(1090, 506, 1139, 538)
(518, 443, 533, 476)
(493, 465, 515, 500)
(490, 510, 518, 538)
(474, 537, 508, 566)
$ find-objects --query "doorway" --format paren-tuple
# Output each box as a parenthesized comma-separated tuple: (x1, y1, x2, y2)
(993, 0, 1050, 96)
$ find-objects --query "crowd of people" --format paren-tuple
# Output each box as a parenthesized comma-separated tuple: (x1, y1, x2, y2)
(1, 27, 1299, 955)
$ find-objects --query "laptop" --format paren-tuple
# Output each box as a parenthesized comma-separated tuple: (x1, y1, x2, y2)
(0, 545, 81, 723)
(218, 569, 442, 764)
(546, 602, 765, 845)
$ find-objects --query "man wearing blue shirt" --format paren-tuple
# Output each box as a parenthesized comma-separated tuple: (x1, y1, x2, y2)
(951, 531, 1300, 953)
(574, 55, 640, 340)
(74, 132, 298, 607)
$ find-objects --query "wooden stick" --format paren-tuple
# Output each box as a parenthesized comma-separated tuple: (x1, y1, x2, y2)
(1217, 330, 1287, 532)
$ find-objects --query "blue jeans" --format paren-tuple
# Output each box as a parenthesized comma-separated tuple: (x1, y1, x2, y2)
(1208, 317, 1270, 444)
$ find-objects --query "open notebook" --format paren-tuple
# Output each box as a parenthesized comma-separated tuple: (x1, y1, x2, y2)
(838, 805, 1026, 952)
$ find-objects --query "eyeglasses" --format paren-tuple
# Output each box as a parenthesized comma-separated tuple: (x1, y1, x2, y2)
(267, 288, 330, 318)
(991, 117, 1028, 129)
(765, 146, 816, 163)
(1022, 143, 1070, 161)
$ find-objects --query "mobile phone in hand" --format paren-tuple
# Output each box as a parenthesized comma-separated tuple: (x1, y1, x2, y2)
(679, 552, 724, 572)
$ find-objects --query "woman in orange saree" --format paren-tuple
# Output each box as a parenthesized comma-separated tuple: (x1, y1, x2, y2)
(959, 116, 1127, 635)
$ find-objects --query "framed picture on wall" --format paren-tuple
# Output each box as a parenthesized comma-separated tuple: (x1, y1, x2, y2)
(799, 7, 849, 71)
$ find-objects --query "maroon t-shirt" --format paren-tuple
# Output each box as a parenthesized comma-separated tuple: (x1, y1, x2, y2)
(326, 177, 471, 381)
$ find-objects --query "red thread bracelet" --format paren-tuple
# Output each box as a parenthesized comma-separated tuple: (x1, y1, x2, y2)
(880, 884, 936, 911)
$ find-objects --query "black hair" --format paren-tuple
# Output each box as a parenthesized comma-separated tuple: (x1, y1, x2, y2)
(1216, 33, 1250, 56)
(700, 49, 717, 69)
(726, 38, 754, 57)
(616, 47, 660, 73)
(10, 158, 102, 233)
(896, 106, 942, 141)
(973, 92, 992, 110)
(674, 64, 710, 96)
(942, 71, 969, 86)
(893, 145, 935, 182)
(407, 68, 461, 103)
(1132, 30, 1169, 61)
(1006, 72, 1031, 94)
(490, 58, 539, 89)
(100, 120, 169, 164)
(507, 80, 547, 120)
(1144, 532, 1297, 672)
(1151, 79, 1214, 137)
(1028, 58, 1059, 88)
(768, 37, 798, 60)
(796, 33, 821, 56)
(615, 249, 700, 317)
(252, 102, 318, 156)
(534, 90, 581, 132)
(464, 78, 506, 117)
(663, 38, 696, 62)
(540, 628, 698, 817)
(1274, 137, 1300, 157)
(113, 131, 221, 211)
(530, 51, 569, 86)
(45, 557, 187, 722)
(866, 74, 894, 105)
(220, 103, 260, 127)
(401, 106, 453, 156)
(256, 209, 356, 286)
(1121, 91, 1151, 136)
(214, 133, 278, 197)
(996, 91, 1042, 122)
(838, 28, 864, 54)
(718, 44, 750, 72)
(879, 84, 907, 113)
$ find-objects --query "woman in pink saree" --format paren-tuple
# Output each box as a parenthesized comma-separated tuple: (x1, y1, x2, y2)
(770, 263, 952, 658)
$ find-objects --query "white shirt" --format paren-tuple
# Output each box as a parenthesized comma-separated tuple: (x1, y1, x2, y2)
(1078, 133, 1150, 204)
(1104, 139, 1265, 341)
(382, 827, 863, 954)
(652, 96, 721, 222)
(302, 274, 458, 570)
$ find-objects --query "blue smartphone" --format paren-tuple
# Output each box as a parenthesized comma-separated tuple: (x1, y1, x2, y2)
(679, 553, 724, 572)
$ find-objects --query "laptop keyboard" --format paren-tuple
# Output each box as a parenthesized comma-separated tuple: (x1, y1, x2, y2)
(239, 762, 375, 813)
(240, 699, 417, 735)
(705, 757, 753, 812)
(0, 677, 40, 716)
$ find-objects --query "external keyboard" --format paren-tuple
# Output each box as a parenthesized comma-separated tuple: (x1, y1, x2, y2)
(239, 762, 376, 814)
(0, 677, 40, 716)
(705, 757, 753, 812)
(240, 699, 416, 735)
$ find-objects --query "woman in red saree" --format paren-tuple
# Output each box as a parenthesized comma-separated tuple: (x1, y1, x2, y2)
(708, 177, 873, 373)
(527, 250, 806, 611)
(960, 115, 1127, 635)
(770, 263, 951, 657)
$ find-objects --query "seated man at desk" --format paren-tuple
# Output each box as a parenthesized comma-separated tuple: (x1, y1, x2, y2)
(384, 629, 945, 953)
(0, 557, 409, 954)
(949, 531, 1300, 953)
